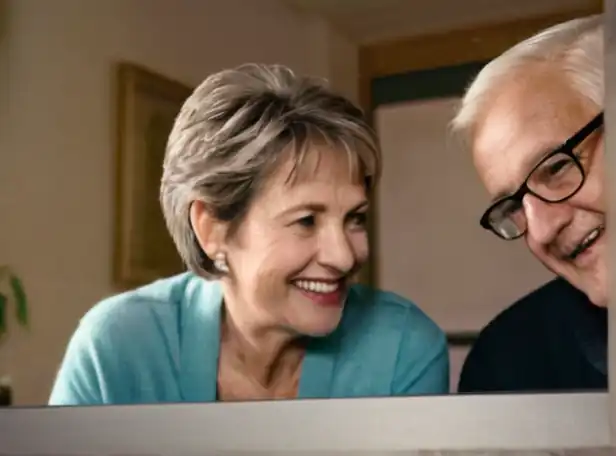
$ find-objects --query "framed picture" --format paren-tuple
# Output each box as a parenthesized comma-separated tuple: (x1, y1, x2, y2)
(113, 62, 193, 289)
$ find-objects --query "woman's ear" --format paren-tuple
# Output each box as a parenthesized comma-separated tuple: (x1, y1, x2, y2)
(189, 201, 228, 259)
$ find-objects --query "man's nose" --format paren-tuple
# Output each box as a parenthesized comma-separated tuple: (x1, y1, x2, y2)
(523, 194, 573, 245)
(319, 227, 355, 273)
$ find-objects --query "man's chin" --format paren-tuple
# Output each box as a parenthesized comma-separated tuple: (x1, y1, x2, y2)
(585, 288, 609, 308)
(570, 276, 609, 308)
(545, 261, 608, 308)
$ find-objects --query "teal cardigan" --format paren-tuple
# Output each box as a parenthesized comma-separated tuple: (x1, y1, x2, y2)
(49, 273, 449, 405)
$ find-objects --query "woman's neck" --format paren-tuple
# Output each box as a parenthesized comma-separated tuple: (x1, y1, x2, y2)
(220, 300, 304, 387)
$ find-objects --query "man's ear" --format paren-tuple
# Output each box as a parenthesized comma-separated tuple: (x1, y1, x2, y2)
(189, 201, 228, 259)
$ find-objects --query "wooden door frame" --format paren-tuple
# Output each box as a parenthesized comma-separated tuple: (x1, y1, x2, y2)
(356, 3, 603, 288)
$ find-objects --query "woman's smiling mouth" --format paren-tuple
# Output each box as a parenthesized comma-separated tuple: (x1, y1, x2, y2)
(291, 279, 347, 307)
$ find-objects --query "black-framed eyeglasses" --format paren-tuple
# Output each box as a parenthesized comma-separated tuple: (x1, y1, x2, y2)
(480, 112, 604, 240)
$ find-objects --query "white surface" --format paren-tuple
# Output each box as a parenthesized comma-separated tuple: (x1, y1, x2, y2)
(0, 393, 610, 455)
(375, 98, 554, 333)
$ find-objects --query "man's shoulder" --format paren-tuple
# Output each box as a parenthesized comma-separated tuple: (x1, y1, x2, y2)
(479, 277, 584, 340)
(458, 277, 604, 393)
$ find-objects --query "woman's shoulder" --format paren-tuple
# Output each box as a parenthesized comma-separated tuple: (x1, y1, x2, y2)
(344, 284, 445, 344)
(80, 272, 218, 332)
(327, 284, 449, 395)
(347, 284, 440, 324)
(49, 273, 221, 405)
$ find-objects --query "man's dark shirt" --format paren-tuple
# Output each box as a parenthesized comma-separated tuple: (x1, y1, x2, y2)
(458, 277, 608, 393)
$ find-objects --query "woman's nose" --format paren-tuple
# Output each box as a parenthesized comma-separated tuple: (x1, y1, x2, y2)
(318, 228, 355, 272)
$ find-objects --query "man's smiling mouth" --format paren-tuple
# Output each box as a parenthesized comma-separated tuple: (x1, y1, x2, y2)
(567, 225, 605, 260)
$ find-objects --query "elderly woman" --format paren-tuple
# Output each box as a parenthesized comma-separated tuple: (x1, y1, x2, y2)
(49, 64, 449, 405)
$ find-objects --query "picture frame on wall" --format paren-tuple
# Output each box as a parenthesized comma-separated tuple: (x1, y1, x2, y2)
(113, 62, 193, 289)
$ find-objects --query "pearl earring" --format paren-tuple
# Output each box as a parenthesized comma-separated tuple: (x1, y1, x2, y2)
(214, 252, 229, 273)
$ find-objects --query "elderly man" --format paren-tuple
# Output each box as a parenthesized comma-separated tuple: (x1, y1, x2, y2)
(451, 15, 607, 393)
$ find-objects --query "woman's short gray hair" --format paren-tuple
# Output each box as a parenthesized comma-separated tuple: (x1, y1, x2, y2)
(161, 63, 381, 278)
(451, 14, 604, 140)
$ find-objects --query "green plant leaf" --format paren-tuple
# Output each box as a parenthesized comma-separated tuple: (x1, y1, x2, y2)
(0, 293, 6, 338)
(9, 275, 28, 327)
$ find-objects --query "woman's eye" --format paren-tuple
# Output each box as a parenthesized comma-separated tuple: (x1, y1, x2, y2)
(297, 215, 316, 228)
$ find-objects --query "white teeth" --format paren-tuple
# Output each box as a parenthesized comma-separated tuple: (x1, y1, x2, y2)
(294, 280, 339, 294)
(581, 227, 602, 248)
(570, 226, 604, 258)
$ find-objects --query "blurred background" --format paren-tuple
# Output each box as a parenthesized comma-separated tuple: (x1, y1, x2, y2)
(0, 0, 602, 405)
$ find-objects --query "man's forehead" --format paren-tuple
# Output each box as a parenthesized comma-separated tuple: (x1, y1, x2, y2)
(471, 75, 586, 199)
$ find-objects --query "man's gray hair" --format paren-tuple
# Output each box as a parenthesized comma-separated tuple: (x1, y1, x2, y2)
(451, 15, 603, 140)
(161, 63, 380, 278)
